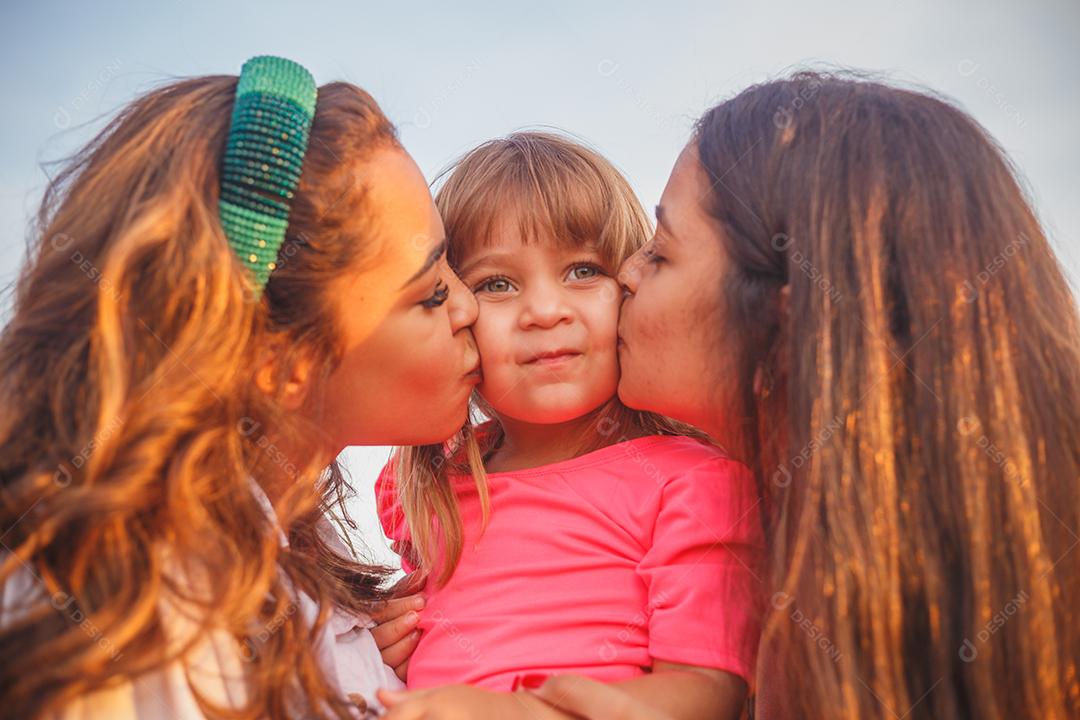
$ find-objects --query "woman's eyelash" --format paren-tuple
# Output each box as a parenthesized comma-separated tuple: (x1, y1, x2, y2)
(644, 248, 665, 265)
(421, 281, 450, 308)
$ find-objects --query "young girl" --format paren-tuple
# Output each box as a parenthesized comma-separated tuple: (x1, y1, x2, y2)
(0, 57, 480, 718)
(374, 133, 765, 719)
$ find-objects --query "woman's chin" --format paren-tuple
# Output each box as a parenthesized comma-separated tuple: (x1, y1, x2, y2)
(415, 406, 472, 446)
(616, 375, 646, 412)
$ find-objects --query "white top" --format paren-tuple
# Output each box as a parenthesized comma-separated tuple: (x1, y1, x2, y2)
(0, 482, 403, 718)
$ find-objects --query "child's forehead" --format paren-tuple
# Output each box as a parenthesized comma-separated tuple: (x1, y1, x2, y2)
(454, 232, 603, 271)
(442, 172, 633, 272)
(449, 214, 602, 266)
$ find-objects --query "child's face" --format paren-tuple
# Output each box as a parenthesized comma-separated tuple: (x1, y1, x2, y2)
(456, 225, 622, 425)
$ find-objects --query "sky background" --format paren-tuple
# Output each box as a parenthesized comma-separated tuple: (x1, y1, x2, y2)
(2, 0, 1077, 568)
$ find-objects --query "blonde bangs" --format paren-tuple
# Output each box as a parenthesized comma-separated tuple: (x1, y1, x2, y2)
(435, 132, 652, 271)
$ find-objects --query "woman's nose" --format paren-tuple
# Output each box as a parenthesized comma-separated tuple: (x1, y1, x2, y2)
(446, 270, 478, 332)
(617, 249, 643, 294)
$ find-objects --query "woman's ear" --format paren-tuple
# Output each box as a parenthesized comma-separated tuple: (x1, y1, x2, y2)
(778, 282, 791, 320)
(254, 337, 316, 411)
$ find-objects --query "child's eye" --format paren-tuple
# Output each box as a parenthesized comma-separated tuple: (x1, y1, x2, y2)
(421, 281, 450, 308)
(566, 263, 604, 281)
(473, 275, 515, 294)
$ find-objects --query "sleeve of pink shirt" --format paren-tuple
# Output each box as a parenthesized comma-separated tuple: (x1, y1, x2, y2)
(374, 457, 417, 575)
(635, 455, 765, 684)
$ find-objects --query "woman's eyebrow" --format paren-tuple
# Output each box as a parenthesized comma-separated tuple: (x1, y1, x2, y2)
(655, 205, 675, 237)
(401, 238, 448, 289)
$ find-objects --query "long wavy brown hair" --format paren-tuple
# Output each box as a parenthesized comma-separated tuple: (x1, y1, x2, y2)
(395, 132, 706, 586)
(695, 71, 1080, 718)
(0, 75, 403, 718)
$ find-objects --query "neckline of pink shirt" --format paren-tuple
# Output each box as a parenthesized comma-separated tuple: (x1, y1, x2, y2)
(468, 432, 682, 480)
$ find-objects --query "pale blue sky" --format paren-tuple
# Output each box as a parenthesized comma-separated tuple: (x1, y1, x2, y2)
(2, 0, 1077, 566)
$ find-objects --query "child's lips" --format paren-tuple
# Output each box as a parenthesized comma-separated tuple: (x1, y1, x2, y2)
(525, 349, 582, 365)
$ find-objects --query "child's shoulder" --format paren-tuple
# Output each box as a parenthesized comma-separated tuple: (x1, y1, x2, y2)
(628, 433, 744, 468)
(618, 434, 754, 489)
(631, 436, 760, 525)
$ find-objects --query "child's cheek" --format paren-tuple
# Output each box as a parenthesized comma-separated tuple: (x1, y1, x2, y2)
(472, 303, 517, 377)
(583, 285, 621, 354)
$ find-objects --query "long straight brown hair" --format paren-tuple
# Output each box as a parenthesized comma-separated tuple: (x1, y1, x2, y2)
(0, 75, 401, 718)
(696, 72, 1080, 718)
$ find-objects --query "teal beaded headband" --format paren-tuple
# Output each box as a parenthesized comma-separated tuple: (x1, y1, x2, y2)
(219, 56, 318, 294)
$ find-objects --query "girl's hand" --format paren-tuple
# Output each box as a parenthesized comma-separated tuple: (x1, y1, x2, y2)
(370, 571, 427, 681)
(376, 686, 539, 720)
(529, 674, 676, 720)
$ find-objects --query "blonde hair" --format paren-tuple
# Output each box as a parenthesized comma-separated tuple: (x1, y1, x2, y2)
(0, 76, 400, 718)
(394, 132, 707, 586)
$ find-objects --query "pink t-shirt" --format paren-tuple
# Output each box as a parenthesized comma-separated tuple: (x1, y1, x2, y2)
(375, 429, 765, 691)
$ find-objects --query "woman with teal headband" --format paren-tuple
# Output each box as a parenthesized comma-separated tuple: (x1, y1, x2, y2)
(0, 56, 482, 717)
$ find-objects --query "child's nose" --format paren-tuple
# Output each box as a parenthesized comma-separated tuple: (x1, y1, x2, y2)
(519, 286, 573, 329)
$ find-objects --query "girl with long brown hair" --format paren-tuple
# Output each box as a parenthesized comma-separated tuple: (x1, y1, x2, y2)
(0, 57, 480, 718)
(530, 71, 1080, 719)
